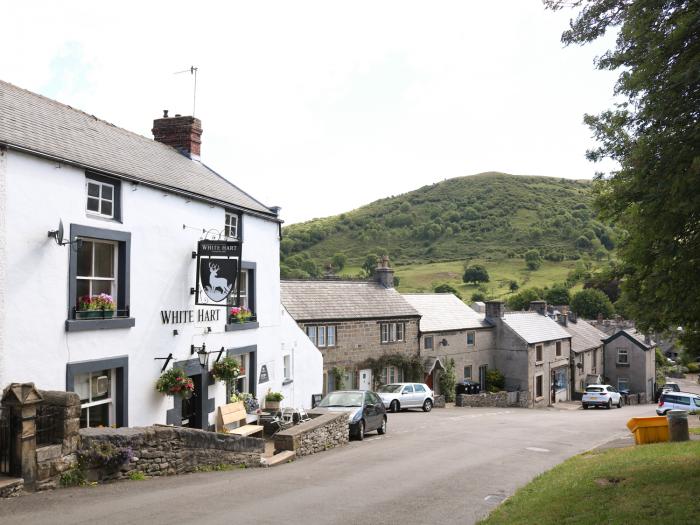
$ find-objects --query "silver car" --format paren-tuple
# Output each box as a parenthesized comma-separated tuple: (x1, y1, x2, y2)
(377, 382, 434, 413)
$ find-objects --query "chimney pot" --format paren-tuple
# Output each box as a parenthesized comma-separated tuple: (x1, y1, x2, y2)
(373, 255, 394, 288)
(163, 109, 169, 118)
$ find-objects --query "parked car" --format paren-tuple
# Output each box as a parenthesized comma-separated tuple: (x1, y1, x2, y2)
(656, 392, 700, 415)
(582, 384, 622, 409)
(377, 383, 434, 412)
(662, 382, 681, 392)
(310, 390, 387, 440)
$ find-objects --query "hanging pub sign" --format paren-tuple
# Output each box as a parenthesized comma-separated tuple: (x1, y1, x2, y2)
(195, 240, 242, 306)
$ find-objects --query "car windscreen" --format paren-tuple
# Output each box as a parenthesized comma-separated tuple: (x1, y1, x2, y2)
(318, 392, 363, 407)
(377, 384, 403, 393)
(585, 387, 604, 393)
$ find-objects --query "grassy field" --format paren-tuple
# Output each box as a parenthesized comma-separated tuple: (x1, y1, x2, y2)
(340, 258, 594, 300)
(479, 441, 700, 525)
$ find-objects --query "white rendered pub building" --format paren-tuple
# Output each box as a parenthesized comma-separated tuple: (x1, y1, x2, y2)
(0, 80, 322, 430)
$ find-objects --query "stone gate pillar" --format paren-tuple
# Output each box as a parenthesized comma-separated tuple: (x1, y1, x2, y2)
(1, 383, 43, 489)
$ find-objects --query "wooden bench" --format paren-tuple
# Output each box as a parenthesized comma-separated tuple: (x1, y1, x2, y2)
(216, 401, 264, 438)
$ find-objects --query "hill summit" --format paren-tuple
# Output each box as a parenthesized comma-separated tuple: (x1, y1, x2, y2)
(281, 172, 615, 278)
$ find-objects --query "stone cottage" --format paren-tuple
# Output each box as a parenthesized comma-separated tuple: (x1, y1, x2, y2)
(603, 329, 656, 398)
(281, 258, 420, 392)
(559, 314, 606, 398)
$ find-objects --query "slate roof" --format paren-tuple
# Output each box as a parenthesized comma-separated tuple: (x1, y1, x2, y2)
(0, 79, 276, 218)
(564, 319, 607, 353)
(402, 294, 489, 332)
(604, 329, 655, 350)
(502, 312, 572, 344)
(280, 280, 420, 322)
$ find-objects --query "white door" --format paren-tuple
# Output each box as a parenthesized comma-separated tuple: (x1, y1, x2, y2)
(359, 369, 372, 391)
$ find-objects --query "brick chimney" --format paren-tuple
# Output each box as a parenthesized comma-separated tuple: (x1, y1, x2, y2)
(529, 300, 547, 316)
(485, 301, 505, 320)
(152, 110, 203, 160)
(374, 255, 394, 288)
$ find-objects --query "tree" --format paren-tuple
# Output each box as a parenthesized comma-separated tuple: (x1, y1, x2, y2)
(438, 358, 457, 402)
(362, 254, 378, 277)
(544, 284, 571, 306)
(462, 265, 490, 285)
(571, 289, 615, 320)
(509, 280, 520, 293)
(524, 249, 541, 271)
(331, 253, 346, 272)
(545, 1, 700, 356)
(507, 288, 544, 311)
(434, 283, 462, 299)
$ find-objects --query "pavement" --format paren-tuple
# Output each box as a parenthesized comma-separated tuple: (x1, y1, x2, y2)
(0, 401, 654, 525)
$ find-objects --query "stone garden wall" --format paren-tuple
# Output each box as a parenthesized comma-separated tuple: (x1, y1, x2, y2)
(456, 391, 529, 408)
(35, 390, 82, 491)
(624, 392, 649, 405)
(433, 395, 446, 408)
(274, 412, 348, 457)
(79, 425, 264, 481)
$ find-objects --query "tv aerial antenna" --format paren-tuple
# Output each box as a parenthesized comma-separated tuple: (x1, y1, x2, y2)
(174, 65, 199, 117)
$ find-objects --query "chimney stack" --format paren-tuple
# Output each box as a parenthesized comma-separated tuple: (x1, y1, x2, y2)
(529, 300, 547, 316)
(374, 255, 394, 288)
(485, 301, 505, 320)
(558, 313, 568, 327)
(152, 111, 203, 159)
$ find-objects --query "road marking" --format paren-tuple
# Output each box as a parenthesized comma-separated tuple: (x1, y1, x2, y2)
(525, 447, 550, 453)
(484, 494, 507, 504)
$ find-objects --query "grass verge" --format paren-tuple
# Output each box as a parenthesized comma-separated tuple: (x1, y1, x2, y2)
(479, 441, 700, 525)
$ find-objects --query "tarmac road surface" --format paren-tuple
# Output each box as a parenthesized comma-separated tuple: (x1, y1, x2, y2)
(0, 403, 653, 525)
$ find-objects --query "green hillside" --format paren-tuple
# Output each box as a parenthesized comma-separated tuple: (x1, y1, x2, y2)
(281, 173, 616, 283)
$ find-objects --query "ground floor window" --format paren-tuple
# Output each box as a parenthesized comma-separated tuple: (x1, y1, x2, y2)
(618, 377, 629, 392)
(74, 369, 115, 428)
(380, 366, 403, 385)
(464, 365, 472, 380)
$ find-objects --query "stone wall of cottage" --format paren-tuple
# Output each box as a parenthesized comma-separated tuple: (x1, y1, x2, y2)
(421, 327, 495, 384)
(79, 425, 264, 482)
(274, 412, 348, 457)
(35, 390, 82, 491)
(300, 318, 420, 390)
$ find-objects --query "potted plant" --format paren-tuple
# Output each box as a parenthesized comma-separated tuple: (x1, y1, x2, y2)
(210, 356, 240, 387)
(229, 306, 252, 324)
(77, 293, 116, 319)
(265, 390, 284, 410)
(231, 391, 260, 413)
(155, 368, 195, 399)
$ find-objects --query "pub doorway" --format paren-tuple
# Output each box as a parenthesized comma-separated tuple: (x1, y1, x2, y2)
(181, 374, 203, 428)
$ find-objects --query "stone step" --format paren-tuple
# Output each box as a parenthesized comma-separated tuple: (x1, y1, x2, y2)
(0, 476, 24, 498)
(260, 450, 295, 467)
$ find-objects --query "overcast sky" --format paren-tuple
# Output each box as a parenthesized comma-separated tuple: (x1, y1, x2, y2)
(2, 1, 618, 225)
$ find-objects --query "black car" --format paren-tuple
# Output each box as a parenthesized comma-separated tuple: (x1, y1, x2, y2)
(310, 390, 387, 441)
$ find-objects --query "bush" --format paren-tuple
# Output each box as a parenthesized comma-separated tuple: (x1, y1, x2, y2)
(507, 288, 543, 311)
(463, 265, 490, 284)
(544, 284, 571, 305)
(439, 359, 457, 402)
(471, 292, 486, 302)
(60, 467, 86, 487)
(524, 250, 542, 271)
(434, 283, 462, 299)
(571, 289, 615, 319)
(687, 362, 700, 373)
(486, 369, 506, 393)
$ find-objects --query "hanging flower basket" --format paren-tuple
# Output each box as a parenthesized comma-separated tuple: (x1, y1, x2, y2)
(155, 368, 194, 397)
(210, 357, 241, 384)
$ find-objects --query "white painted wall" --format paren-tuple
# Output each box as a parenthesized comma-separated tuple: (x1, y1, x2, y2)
(0, 149, 322, 426)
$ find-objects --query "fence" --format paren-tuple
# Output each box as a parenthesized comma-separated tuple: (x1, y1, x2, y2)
(36, 404, 64, 447)
(0, 407, 18, 476)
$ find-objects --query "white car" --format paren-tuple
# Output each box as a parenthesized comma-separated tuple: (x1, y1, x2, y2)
(657, 392, 700, 415)
(582, 384, 622, 409)
(377, 383, 434, 412)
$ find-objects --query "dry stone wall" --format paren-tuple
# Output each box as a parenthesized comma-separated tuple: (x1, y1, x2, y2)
(80, 425, 264, 482)
(274, 413, 348, 457)
(456, 391, 529, 408)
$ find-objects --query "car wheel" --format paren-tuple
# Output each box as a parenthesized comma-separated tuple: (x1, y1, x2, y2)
(422, 399, 433, 412)
(607, 399, 612, 410)
(390, 400, 400, 413)
(356, 420, 365, 441)
(617, 398, 622, 408)
(582, 403, 588, 410)
(377, 417, 387, 435)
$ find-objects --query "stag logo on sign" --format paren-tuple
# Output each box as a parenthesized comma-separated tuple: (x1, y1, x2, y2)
(199, 260, 237, 302)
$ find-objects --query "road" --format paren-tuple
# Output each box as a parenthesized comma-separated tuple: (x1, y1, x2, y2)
(0, 403, 654, 525)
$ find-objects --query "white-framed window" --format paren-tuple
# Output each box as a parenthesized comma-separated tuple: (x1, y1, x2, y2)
(380, 366, 402, 385)
(86, 180, 115, 219)
(76, 239, 117, 303)
(227, 269, 254, 314)
(617, 348, 628, 365)
(381, 322, 404, 343)
(535, 345, 543, 363)
(74, 369, 115, 428)
(317, 326, 326, 347)
(618, 377, 629, 392)
(467, 331, 476, 347)
(306, 326, 317, 344)
(283, 354, 292, 380)
(464, 365, 472, 380)
(234, 353, 249, 394)
(305, 325, 336, 347)
(424, 336, 434, 350)
(224, 212, 239, 239)
(327, 326, 336, 347)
